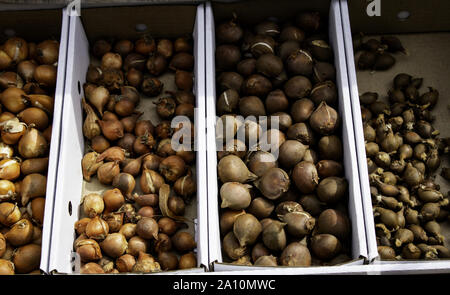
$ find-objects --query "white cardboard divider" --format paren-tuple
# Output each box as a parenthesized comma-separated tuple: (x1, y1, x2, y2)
(328, 0, 367, 262)
(205, 0, 368, 273)
(47, 10, 90, 274)
(193, 3, 209, 271)
(339, 0, 450, 273)
(39, 8, 70, 274)
(47, 4, 207, 274)
(205, 1, 222, 269)
(339, 0, 379, 263)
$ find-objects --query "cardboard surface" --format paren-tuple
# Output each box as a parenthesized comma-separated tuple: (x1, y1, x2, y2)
(205, 0, 368, 273)
(212, 0, 330, 26)
(341, 0, 450, 271)
(0, 8, 62, 42)
(80, 5, 197, 41)
(48, 4, 207, 274)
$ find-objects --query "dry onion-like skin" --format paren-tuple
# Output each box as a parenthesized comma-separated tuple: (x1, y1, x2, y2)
(159, 184, 186, 222)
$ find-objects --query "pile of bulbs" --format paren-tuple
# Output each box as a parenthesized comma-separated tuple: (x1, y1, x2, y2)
(0, 37, 59, 274)
(360, 73, 450, 259)
(354, 35, 406, 71)
(214, 11, 353, 267)
(76, 36, 197, 274)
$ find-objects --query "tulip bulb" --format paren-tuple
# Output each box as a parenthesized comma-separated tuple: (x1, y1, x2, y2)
(17, 127, 48, 159)
(140, 168, 165, 194)
(0, 202, 21, 226)
(0, 87, 27, 113)
(82, 193, 104, 218)
(0, 117, 27, 145)
(112, 173, 135, 200)
(5, 219, 34, 246)
(132, 252, 161, 273)
(75, 239, 102, 262)
(82, 152, 103, 182)
(97, 146, 126, 163)
(122, 153, 148, 176)
(88, 86, 109, 116)
(20, 173, 47, 206)
(100, 233, 128, 258)
(97, 161, 120, 185)
(85, 216, 109, 240)
(22, 94, 54, 114)
(0, 143, 14, 160)
(97, 119, 124, 141)
(103, 189, 125, 213)
(0, 158, 21, 180)
(82, 98, 101, 140)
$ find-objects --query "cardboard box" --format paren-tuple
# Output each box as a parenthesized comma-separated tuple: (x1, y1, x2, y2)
(205, 0, 368, 274)
(341, 0, 450, 273)
(47, 3, 208, 274)
(0, 6, 69, 274)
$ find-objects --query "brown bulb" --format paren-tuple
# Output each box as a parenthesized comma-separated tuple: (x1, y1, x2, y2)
(158, 251, 179, 271)
(75, 218, 91, 235)
(134, 193, 159, 207)
(157, 39, 174, 58)
(127, 236, 148, 257)
(85, 216, 109, 240)
(75, 239, 102, 263)
(100, 233, 128, 258)
(0, 259, 14, 275)
(126, 68, 143, 87)
(168, 196, 185, 216)
(103, 212, 124, 233)
(5, 219, 33, 246)
(135, 37, 156, 55)
(280, 242, 311, 266)
(103, 188, 125, 213)
(114, 40, 134, 56)
(172, 231, 196, 252)
(12, 244, 41, 274)
(179, 252, 197, 269)
(174, 37, 192, 53)
(175, 70, 193, 91)
(141, 77, 163, 97)
(116, 254, 136, 273)
(146, 53, 168, 76)
(136, 217, 159, 240)
(93, 39, 111, 58)
(158, 217, 178, 236)
(155, 233, 172, 253)
(159, 155, 186, 183)
(137, 206, 155, 218)
(112, 172, 135, 200)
